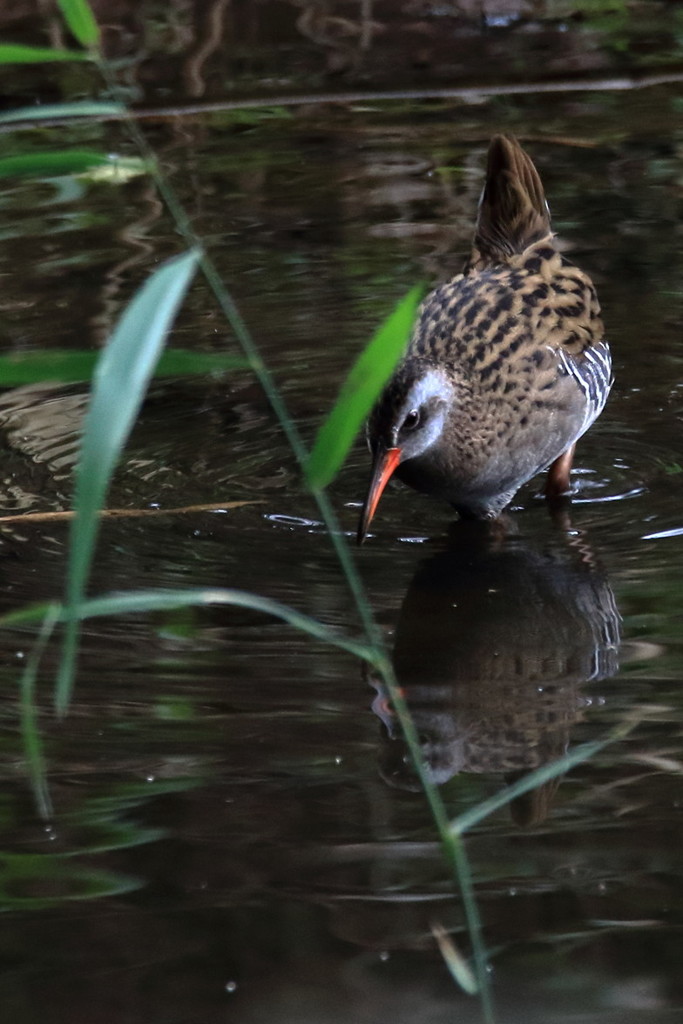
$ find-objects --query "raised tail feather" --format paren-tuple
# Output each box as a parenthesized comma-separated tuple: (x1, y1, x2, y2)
(474, 135, 552, 262)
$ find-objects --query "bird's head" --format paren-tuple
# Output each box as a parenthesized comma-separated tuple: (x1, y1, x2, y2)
(357, 362, 453, 543)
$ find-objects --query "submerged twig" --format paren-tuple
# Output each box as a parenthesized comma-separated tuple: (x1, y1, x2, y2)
(3, 69, 683, 131)
(0, 500, 258, 526)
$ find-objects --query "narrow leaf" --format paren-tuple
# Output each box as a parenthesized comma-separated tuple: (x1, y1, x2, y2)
(0, 588, 377, 665)
(0, 44, 90, 64)
(0, 101, 123, 126)
(306, 284, 424, 489)
(19, 608, 59, 821)
(57, 0, 100, 48)
(58, 250, 201, 713)
(431, 921, 478, 995)
(0, 348, 248, 386)
(0, 150, 121, 180)
(450, 717, 638, 835)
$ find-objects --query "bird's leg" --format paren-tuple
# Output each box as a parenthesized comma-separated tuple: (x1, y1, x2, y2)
(487, 513, 513, 551)
(545, 443, 576, 500)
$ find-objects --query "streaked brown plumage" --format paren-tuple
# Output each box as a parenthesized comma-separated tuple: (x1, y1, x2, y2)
(358, 135, 612, 543)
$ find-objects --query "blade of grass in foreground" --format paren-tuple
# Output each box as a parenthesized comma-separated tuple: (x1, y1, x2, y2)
(0, 44, 90, 64)
(431, 921, 478, 995)
(305, 284, 423, 489)
(0, 101, 123, 126)
(19, 607, 60, 820)
(3, 589, 377, 665)
(57, 249, 201, 715)
(62, 50, 494, 1010)
(57, 0, 100, 48)
(450, 716, 639, 835)
(0, 151, 146, 180)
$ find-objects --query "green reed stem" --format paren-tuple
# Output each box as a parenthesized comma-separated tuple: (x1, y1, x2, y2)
(95, 58, 383, 648)
(0, 22, 493, 1009)
(89, 52, 494, 1015)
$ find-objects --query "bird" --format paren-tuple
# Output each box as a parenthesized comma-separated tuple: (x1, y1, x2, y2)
(357, 134, 612, 544)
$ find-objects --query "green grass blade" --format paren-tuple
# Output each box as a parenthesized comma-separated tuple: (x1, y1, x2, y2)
(0, 150, 126, 180)
(61, 61, 495, 1007)
(0, 348, 248, 386)
(57, 0, 100, 48)
(305, 284, 424, 489)
(450, 718, 639, 835)
(0, 102, 123, 126)
(0, 589, 377, 664)
(19, 607, 59, 821)
(0, 44, 90, 64)
(57, 249, 201, 714)
(431, 921, 478, 995)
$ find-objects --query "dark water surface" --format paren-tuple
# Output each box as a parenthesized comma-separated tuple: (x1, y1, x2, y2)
(0, 4, 682, 1022)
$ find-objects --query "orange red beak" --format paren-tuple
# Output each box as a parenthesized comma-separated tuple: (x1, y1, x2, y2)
(357, 446, 402, 545)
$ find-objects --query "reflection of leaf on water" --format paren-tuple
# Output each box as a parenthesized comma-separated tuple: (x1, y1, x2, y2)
(0, 854, 141, 908)
(77, 776, 198, 816)
(209, 106, 293, 127)
(0, 776, 198, 909)
(569, 0, 629, 34)
(0, 348, 248, 386)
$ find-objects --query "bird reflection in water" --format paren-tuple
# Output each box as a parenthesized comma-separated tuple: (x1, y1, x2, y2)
(372, 519, 620, 824)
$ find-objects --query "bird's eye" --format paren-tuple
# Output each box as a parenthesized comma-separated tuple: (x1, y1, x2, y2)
(403, 409, 420, 431)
